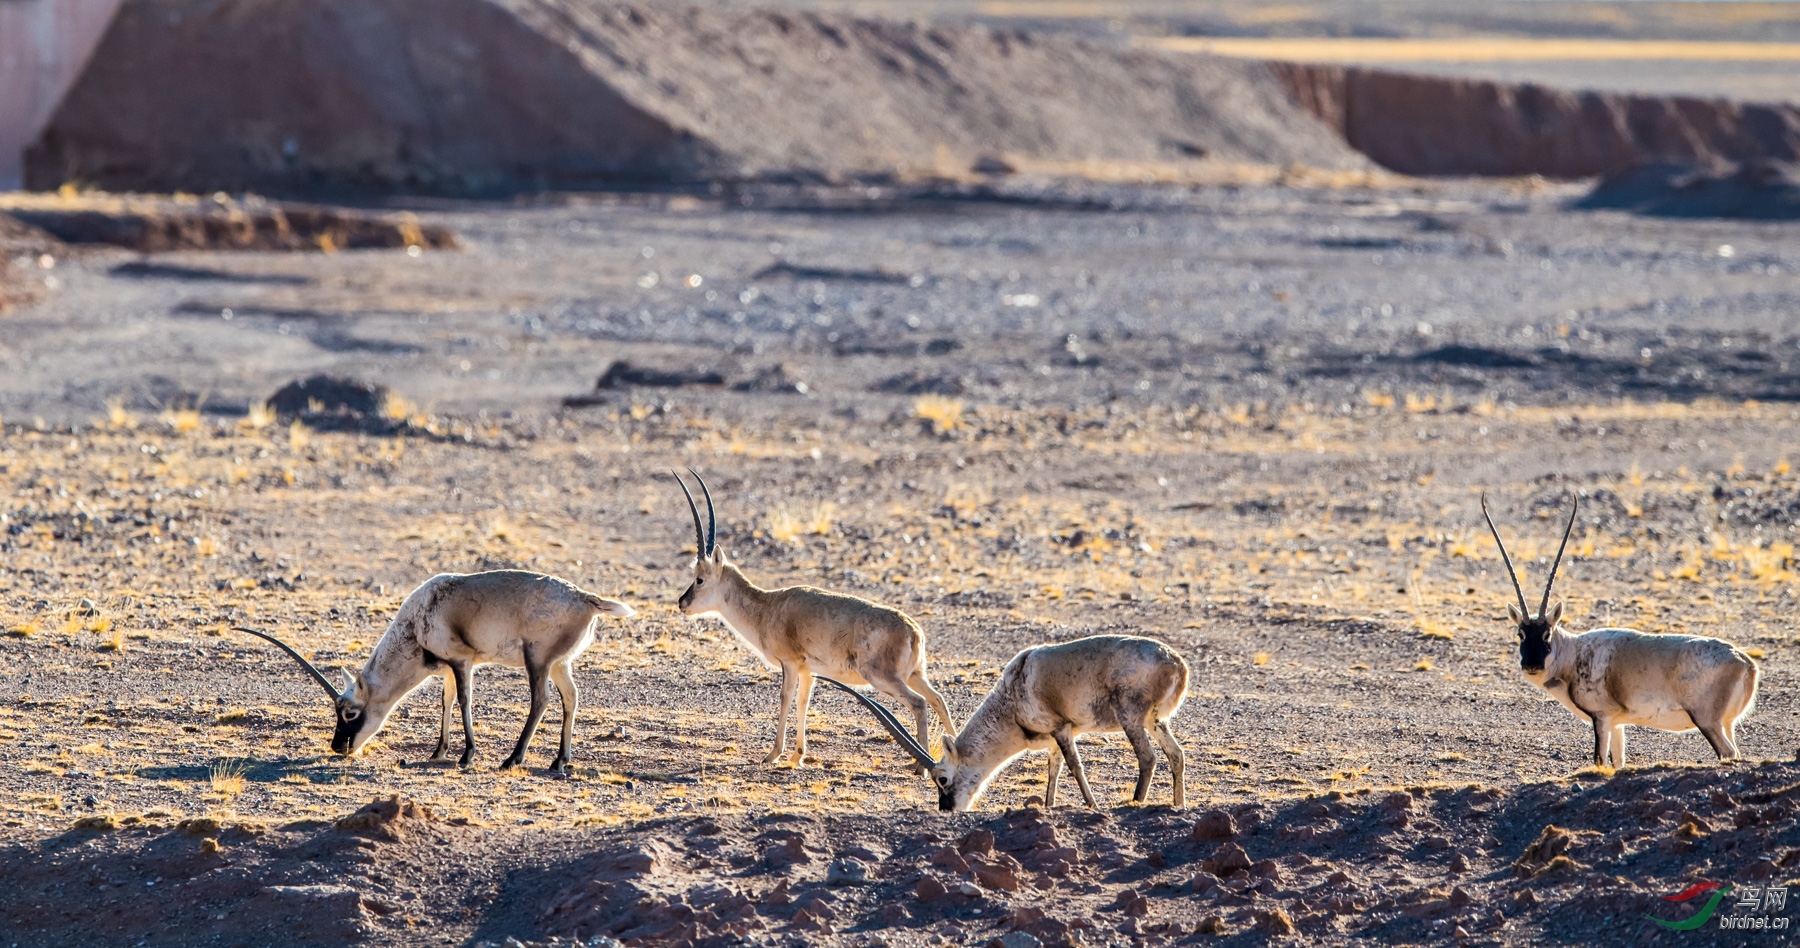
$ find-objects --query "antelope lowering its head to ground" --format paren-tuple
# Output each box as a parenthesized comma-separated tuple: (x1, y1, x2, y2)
(821, 634, 1188, 811)
(670, 469, 957, 766)
(236, 570, 633, 771)
(1483, 495, 1759, 767)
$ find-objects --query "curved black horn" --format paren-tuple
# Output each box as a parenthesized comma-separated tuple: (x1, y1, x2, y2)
(1481, 494, 1531, 617)
(1538, 495, 1579, 618)
(232, 626, 341, 701)
(816, 676, 939, 769)
(671, 470, 707, 556)
(689, 467, 716, 555)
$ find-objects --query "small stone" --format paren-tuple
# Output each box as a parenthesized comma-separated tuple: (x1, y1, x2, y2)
(959, 828, 996, 856)
(1191, 809, 1237, 841)
(1454, 926, 1470, 939)
(1450, 852, 1470, 873)
(1196, 914, 1226, 934)
(958, 881, 983, 898)
(916, 877, 948, 902)
(827, 857, 871, 886)
(1255, 908, 1296, 935)
(1201, 842, 1253, 877)
(990, 932, 1042, 948)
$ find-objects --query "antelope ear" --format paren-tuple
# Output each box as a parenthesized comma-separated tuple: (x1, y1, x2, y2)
(1547, 600, 1564, 627)
(339, 668, 358, 699)
(710, 546, 728, 565)
(1506, 603, 1523, 624)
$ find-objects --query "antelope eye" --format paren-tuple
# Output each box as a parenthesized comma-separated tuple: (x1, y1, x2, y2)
(344, 708, 362, 721)
(694, 578, 704, 586)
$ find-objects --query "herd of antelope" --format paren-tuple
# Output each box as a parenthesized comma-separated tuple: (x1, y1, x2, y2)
(239, 471, 1762, 812)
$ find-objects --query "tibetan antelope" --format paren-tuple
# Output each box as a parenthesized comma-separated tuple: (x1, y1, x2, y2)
(821, 634, 1188, 811)
(1483, 495, 1759, 767)
(236, 570, 633, 771)
(670, 469, 957, 766)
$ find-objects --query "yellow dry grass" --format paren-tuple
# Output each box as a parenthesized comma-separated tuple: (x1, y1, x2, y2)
(1142, 36, 1800, 63)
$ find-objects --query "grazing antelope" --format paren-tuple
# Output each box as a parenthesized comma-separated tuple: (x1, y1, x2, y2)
(1483, 495, 1759, 767)
(820, 634, 1188, 811)
(670, 469, 957, 766)
(235, 570, 633, 771)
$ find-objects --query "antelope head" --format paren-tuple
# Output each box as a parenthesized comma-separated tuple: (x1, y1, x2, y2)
(1481, 495, 1578, 676)
(671, 468, 732, 616)
(817, 677, 987, 811)
(233, 626, 373, 754)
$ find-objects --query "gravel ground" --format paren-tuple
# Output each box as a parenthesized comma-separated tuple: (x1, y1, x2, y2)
(0, 176, 1797, 945)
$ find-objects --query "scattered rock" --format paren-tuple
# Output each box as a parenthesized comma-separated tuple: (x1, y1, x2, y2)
(915, 877, 948, 902)
(1201, 842, 1253, 877)
(1191, 809, 1237, 842)
(1256, 907, 1296, 935)
(826, 857, 872, 886)
(593, 360, 724, 389)
(269, 374, 391, 419)
(959, 828, 996, 857)
(70, 815, 116, 831)
(987, 931, 1041, 948)
(731, 363, 809, 395)
(335, 796, 436, 842)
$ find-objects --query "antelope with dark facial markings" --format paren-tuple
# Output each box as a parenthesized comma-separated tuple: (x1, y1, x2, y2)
(236, 569, 633, 771)
(1483, 495, 1759, 767)
(820, 634, 1188, 811)
(669, 469, 957, 766)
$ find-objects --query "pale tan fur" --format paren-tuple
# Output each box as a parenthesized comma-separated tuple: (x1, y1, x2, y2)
(341, 570, 633, 770)
(1516, 602, 1760, 767)
(934, 635, 1189, 811)
(679, 547, 956, 766)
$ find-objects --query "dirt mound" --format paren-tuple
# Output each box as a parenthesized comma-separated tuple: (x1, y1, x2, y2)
(1, 192, 455, 252)
(507, 760, 1800, 946)
(1575, 160, 1800, 219)
(335, 796, 438, 842)
(269, 374, 392, 419)
(26, 0, 1362, 193)
(1273, 62, 1800, 178)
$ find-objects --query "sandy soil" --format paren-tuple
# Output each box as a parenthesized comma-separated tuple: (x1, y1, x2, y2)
(1, 176, 1798, 945)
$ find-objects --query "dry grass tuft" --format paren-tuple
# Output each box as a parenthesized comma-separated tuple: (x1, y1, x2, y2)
(241, 401, 277, 430)
(209, 759, 248, 798)
(287, 419, 311, 451)
(163, 408, 203, 433)
(104, 396, 136, 430)
(914, 395, 965, 435)
(769, 502, 837, 543)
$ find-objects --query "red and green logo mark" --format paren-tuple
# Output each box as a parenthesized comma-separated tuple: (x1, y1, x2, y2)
(1646, 882, 1732, 931)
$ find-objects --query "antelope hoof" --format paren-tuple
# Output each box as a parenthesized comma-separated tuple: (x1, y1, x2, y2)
(761, 750, 785, 765)
(458, 751, 476, 770)
(499, 755, 527, 770)
(550, 757, 571, 775)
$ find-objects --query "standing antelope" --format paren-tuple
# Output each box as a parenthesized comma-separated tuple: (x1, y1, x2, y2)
(235, 570, 634, 772)
(1483, 495, 1759, 767)
(670, 469, 957, 766)
(820, 634, 1188, 811)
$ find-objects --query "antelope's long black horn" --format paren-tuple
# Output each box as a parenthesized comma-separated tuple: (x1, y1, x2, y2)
(816, 676, 938, 769)
(232, 626, 341, 702)
(1539, 495, 1579, 617)
(689, 467, 716, 555)
(1481, 494, 1531, 617)
(671, 470, 706, 556)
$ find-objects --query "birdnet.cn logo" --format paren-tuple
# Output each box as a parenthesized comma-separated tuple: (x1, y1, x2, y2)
(1645, 882, 1792, 931)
